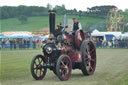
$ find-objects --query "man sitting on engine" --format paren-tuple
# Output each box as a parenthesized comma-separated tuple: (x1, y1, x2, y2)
(55, 22, 68, 37)
(72, 18, 82, 32)
(54, 22, 63, 37)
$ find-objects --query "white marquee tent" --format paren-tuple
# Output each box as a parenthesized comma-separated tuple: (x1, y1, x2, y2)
(91, 29, 122, 39)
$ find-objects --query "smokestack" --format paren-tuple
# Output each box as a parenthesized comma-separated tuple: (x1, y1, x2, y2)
(48, 10, 56, 36)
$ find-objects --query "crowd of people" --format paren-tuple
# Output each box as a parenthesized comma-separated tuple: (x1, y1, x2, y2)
(95, 38, 128, 48)
(0, 38, 40, 49)
(1, 37, 128, 49)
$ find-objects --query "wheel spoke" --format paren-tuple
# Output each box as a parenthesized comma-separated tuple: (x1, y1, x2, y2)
(34, 67, 37, 70)
(90, 66, 93, 71)
(86, 61, 90, 71)
(38, 58, 41, 64)
(88, 42, 91, 45)
(40, 69, 42, 77)
(35, 69, 37, 75)
(90, 49, 95, 54)
(88, 61, 94, 71)
(86, 52, 90, 56)
(91, 59, 95, 62)
(86, 47, 91, 57)
(65, 60, 69, 66)
(60, 69, 65, 76)
(40, 59, 43, 64)
(60, 65, 65, 69)
(86, 47, 89, 53)
(35, 61, 37, 66)
(61, 61, 66, 66)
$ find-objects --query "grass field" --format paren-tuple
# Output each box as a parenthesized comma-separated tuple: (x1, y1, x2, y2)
(0, 49, 128, 85)
(1, 15, 104, 32)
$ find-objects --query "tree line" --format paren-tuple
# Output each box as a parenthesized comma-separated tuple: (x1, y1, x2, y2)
(86, 5, 117, 18)
(0, 5, 118, 19)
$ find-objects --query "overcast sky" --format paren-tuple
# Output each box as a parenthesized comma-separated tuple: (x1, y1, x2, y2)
(0, 0, 127, 11)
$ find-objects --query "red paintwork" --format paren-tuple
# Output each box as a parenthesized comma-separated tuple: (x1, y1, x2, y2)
(61, 49, 82, 62)
(63, 33, 73, 43)
(68, 51, 82, 62)
(75, 30, 85, 48)
(61, 30, 85, 63)
(61, 45, 72, 54)
(61, 29, 96, 66)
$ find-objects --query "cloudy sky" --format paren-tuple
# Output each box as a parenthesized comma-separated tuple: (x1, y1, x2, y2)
(0, 0, 127, 11)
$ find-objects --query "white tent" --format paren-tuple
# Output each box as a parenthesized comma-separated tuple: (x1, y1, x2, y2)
(12, 33, 30, 36)
(120, 33, 128, 39)
(91, 29, 104, 36)
(102, 32, 122, 39)
(91, 29, 122, 39)
(9, 33, 32, 38)
(40, 35, 49, 41)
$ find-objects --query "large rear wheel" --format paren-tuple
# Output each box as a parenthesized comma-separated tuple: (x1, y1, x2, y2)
(56, 55, 72, 81)
(81, 40, 96, 75)
(31, 55, 47, 80)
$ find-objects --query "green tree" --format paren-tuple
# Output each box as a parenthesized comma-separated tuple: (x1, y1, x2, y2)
(79, 10, 82, 17)
(123, 24, 128, 32)
(86, 5, 117, 18)
(47, 3, 52, 10)
(54, 5, 66, 15)
(18, 15, 28, 24)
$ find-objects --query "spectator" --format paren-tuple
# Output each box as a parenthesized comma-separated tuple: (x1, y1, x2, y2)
(27, 39, 30, 48)
(22, 39, 24, 48)
(36, 39, 39, 48)
(2, 39, 6, 48)
(9, 39, 13, 49)
(33, 39, 36, 49)
(14, 39, 16, 49)
(0, 39, 2, 49)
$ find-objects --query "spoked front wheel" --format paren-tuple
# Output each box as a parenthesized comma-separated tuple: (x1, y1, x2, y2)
(31, 55, 47, 80)
(56, 55, 72, 81)
(81, 40, 96, 75)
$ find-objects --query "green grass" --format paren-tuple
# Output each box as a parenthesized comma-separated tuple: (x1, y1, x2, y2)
(1, 15, 104, 32)
(1, 12, 128, 32)
(0, 50, 39, 80)
(0, 49, 128, 85)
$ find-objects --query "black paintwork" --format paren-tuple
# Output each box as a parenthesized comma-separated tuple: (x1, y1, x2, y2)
(43, 43, 61, 63)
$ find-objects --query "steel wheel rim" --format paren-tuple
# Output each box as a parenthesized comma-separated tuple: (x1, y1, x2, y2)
(33, 56, 46, 78)
(85, 41, 96, 74)
(59, 56, 71, 80)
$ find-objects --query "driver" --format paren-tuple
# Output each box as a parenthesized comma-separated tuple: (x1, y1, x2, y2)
(72, 18, 82, 32)
(72, 18, 82, 49)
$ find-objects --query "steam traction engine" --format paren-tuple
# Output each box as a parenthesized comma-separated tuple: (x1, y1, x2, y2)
(31, 11, 96, 81)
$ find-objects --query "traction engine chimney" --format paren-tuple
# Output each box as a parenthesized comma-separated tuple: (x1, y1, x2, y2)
(48, 10, 56, 36)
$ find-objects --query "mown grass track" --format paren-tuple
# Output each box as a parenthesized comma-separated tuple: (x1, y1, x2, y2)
(0, 49, 128, 85)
